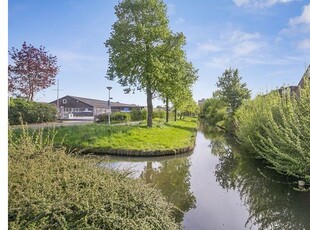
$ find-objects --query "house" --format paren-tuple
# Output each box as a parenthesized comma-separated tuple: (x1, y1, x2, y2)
(278, 65, 310, 97)
(198, 98, 206, 107)
(49, 95, 144, 119)
(296, 64, 310, 97)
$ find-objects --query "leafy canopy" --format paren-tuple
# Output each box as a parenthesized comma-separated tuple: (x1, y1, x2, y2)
(216, 68, 251, 114)
(8, 42, 59, 101)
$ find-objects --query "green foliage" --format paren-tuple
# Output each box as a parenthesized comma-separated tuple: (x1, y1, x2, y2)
(153, 108, 165, 119)
(9, 127, 180, 229)
(216, 68, 251, 115)
(202, 97, 228, 129)
(9, 98, 57, 125)
(105, 0, 194, 127)
(235, 78, 310, 182)
(130, 108, 147, 121)
(95, 112, 130, 124)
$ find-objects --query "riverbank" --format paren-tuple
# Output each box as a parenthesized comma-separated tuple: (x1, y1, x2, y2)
(40, 118, 198, 156)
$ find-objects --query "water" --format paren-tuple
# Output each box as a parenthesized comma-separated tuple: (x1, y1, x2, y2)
(98, 128, 310, 230)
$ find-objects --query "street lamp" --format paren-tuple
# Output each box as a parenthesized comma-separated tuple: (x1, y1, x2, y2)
(107, 86, 112, 125)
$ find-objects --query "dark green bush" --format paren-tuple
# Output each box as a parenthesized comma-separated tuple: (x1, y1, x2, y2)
(9, 98, 57, 125)
(8, 128, 179, 229)
(130, 108, 147, 121)
(95, 112, 130, 124)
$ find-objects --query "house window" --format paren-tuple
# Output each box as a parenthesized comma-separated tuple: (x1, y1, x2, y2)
(63, 99, 67, 104)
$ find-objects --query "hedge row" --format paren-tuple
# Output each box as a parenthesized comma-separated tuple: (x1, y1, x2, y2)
(9, 98, 57, 125)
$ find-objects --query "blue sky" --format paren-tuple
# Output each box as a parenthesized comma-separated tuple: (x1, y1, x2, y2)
(8, 0, 310, 106)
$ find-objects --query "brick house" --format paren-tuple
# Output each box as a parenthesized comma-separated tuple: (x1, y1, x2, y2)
(49, 95, 144, 119)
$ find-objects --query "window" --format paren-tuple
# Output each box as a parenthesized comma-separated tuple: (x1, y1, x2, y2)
(63, 99, 67, 104)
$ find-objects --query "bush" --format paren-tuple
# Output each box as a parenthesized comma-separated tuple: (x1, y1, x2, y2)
(235, 79, 310, 183)
(130, 108, 147, 121)
(9, 98, 57, 125)
(8, 127, 179, 229)
(95, 112, 130, 124)
(153, 109, 165, 119)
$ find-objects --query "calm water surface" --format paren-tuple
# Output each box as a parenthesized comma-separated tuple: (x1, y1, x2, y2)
(99, 128, 310, 230)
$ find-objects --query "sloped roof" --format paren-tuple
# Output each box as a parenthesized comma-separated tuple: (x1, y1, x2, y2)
(54, 95, 141, 108)
(297, 65, 310, 88)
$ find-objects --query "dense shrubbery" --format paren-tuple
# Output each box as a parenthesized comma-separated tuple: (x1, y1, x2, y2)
(201, 98, 228, 129)
(130, 108, 147, 121)
(153, 109, 165, 119)
(9, 98, 57, 125)
(95, 112, 130, 123)
(8, 128, 179, 229)
(235, 79, 310, 183)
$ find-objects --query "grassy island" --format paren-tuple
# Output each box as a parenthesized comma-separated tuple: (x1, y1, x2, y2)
(51, 118, 198, 156)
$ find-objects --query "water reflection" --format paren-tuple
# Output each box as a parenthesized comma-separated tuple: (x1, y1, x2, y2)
(140, 159, 196, 223)
(206, 128, 310, 230)
(94, 123, 310, 229)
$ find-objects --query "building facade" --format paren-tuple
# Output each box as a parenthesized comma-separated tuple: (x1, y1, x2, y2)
(50, 95, 144, 119)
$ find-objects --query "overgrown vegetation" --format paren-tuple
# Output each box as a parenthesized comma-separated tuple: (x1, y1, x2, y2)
(49, 118, 197, 155)
(235, 78, 310, 183)
(8, 127, 180, 229)
(9, 98, 57, 125)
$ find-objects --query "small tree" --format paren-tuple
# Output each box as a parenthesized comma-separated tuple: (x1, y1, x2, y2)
(8, 42, 59, 101)
(216, 68, 250, 115)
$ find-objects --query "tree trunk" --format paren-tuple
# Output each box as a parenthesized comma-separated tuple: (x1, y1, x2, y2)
(174, 107, 177, 122)
(165, 97, 169, 123)
(146, 86, 153, 127)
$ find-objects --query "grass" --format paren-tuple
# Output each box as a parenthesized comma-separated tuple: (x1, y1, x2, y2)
(49, 118, 198, 155)
(8, 127, 180, 229)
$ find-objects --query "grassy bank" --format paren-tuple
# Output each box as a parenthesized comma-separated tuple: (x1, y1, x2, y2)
(50, 118, 198, 156)
(8, 128, 180, 229)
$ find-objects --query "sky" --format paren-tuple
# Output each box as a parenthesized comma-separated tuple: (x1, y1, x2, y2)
(7, 0, 310, 107)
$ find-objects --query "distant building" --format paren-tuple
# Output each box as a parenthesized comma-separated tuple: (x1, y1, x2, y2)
(49, 95, 144, 119)
(278, 65, 310, 97)
(198, 98, 206, 107)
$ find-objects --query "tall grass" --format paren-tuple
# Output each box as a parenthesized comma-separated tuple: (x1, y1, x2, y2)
(8, 126, 180, 229)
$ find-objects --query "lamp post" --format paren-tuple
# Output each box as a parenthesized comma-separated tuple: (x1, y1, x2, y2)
(107, 86, 112, 125)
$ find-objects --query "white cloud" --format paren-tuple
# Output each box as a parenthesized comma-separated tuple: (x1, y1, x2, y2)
(193, 30, 268, 69)
(233, 0, 295, 8)
(298, 39, 310, 50)
(289, 4, 310, 25)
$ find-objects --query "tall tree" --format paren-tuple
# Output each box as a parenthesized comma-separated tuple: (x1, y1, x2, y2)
(159, 58, 198, 122)
(8, 42, 59, 101)
(216, 68, 250, 115)
(105, 0, 186, 127)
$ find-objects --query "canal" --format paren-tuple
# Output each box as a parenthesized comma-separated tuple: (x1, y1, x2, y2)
(101, 127, 310, 229)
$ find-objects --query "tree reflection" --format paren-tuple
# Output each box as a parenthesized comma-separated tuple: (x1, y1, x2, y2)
(140, 158, 196, 223)
(207, 132, 310, 230)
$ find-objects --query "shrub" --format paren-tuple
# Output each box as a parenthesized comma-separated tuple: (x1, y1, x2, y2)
(153, 109, 165, 119)
(95, 112, 130, 124)
(235, 79, 310, 183)
(8, 127, 179, 229)
(130, 108, 147, 121)
(9, 98, 57, 125)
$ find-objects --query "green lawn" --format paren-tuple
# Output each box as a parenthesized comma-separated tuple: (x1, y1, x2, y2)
(51, 118, 197, 155)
